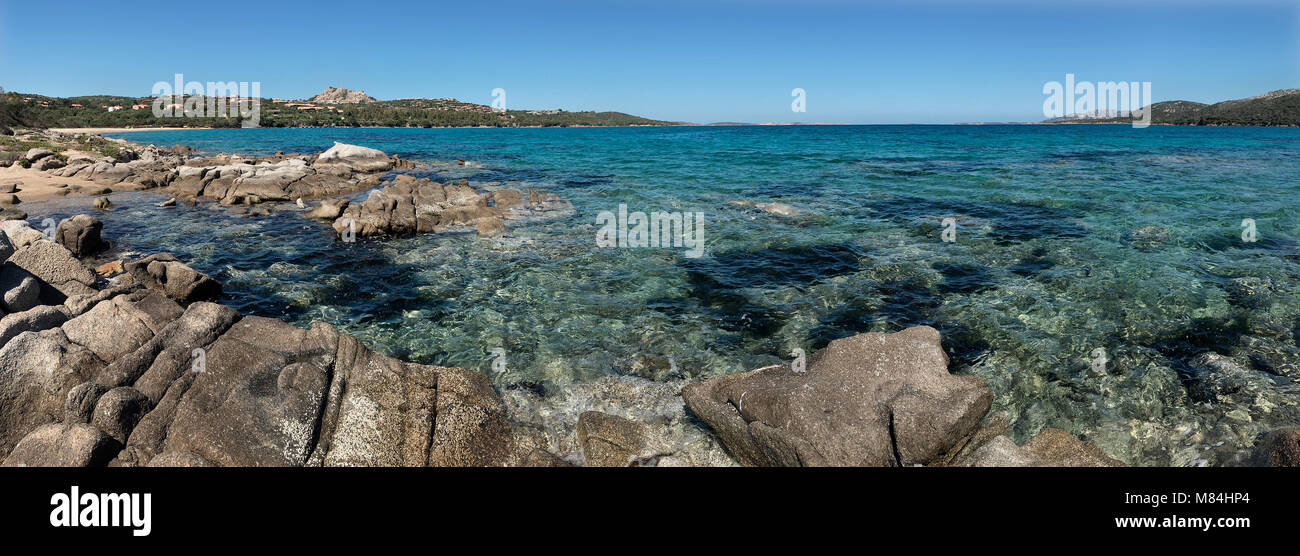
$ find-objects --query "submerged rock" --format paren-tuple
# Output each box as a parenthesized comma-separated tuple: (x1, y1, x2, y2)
(476, 216, 505, 237)
(1125, 225, 1170, 249)
(576, 411, 653, 467)
(1255, 428, 1300, 467)
(730, 199, 802, 217)
(959, 429, 1125, 467)
(1224, 277, 1273, 309)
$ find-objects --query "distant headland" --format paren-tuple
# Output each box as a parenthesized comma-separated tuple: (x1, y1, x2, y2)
(1040, 88, 1300, 127)
(0, 86, 672, 131)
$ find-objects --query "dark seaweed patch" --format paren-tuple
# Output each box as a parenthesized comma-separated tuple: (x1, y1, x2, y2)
(1124, 316, 1253, 403)
(864, 195, 1086, 243)
(933, 261, 997, 295)
(678, 243, 866, 337)
(562, 174, 614, 186)
(681, 243, 865, 289)
(805, 277, 990, 369)
(1138, 317, 1249, 362)
(1200, 233, 1300, 260)
(1010, 247, 1056, 277)
(682, 270, 785, 336)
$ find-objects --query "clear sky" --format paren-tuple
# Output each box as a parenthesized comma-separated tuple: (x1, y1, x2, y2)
(1, 0, 1297, 123)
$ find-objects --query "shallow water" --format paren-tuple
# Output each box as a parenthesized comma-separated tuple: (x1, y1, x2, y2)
(30, 124, 1300, 465)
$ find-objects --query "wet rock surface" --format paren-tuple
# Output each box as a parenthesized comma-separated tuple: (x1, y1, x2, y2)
(576, 411, 653, 467)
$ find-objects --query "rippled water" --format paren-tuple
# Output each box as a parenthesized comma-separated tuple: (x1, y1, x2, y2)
(30, 125, 1300, 466)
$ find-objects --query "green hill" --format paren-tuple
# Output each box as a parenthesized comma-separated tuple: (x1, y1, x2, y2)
(1047, 89, 1300, 126)
(0, 91, 671, 129)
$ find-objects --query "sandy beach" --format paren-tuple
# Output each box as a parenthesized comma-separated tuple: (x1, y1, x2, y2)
(46, 127, 213, 135)
(0, 162, 117, 203)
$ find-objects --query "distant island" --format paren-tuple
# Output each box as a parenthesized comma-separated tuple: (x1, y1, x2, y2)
(1043, 88, 1300, 126)
(0, 86, 672, 130)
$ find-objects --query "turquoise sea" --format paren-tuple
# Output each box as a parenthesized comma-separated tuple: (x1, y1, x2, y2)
(33, 124, 1300, 466)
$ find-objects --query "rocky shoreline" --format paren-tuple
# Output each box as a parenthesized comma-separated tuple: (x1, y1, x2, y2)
(1, 130, 1295, 467)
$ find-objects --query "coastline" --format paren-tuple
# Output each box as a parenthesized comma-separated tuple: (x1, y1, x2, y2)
(46, 127, 215, 135)
(0, 164, 127, 203)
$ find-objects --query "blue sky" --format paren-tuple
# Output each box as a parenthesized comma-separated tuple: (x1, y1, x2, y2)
(1, 0, 1297, 123)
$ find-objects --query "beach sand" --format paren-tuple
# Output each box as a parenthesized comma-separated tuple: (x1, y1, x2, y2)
(46, 127, 212, 135)
(0, 164, 116, 203)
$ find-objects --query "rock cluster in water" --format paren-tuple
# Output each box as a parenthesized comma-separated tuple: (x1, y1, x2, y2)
(325, 174, 573, 239)
(40, 139, 412, 206)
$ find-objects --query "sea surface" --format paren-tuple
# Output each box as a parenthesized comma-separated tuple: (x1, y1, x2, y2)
(32, 124, 1300, 465)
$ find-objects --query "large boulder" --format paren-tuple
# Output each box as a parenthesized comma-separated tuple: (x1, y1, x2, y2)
(61, 294, 178, 363)
(121, 316, 515, 468)
(123, 253, 221, 303)
(681, 326, 992, 466)
(0, 230, 13, 261)
(23, 148, 54, 162)
(153, 316, 335, 466)
(0, 328, 101, 456)
(0, 263, 40, 313)
(227, 159, 309, 201)
(55, 214, 105, 257)
(102, 301, 239, 398)
(304, 198, 349, 221)
(0, 305, 69, 346)
(2, 423, 120, 467)
(2, 221, 97, 299)
(32, 156, 65, 171)
(311, 323, 513, 467)
(315, 142, 394, 173)
(90, 387, 152, 444)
